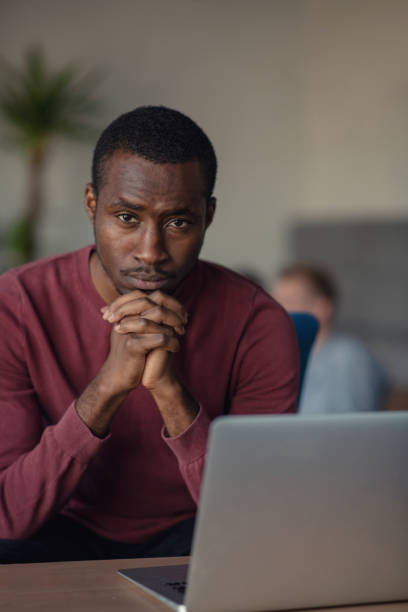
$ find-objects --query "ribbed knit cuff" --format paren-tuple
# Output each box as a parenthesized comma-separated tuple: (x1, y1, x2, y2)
(51, 401, 110, 465)
(162, 406, 211, 466)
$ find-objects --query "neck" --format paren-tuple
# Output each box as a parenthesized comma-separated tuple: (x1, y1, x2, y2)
(89, 251, 120, 304)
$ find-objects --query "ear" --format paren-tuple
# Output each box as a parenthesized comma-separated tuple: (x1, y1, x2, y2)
(205, 197, 216, 229)
(85, 183, 97, 224)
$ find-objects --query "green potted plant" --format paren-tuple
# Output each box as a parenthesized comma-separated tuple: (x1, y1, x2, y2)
(0, 47, 103, 266)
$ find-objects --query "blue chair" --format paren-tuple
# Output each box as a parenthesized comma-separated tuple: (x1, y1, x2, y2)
(289, 313, 319, 404)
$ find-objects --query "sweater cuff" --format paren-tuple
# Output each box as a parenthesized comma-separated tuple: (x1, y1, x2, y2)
(162, 406, 211, 466)
(51, 401, 109, 464)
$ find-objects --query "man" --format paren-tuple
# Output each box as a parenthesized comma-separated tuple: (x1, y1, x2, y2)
(272, 264, 389, 414)
(0, 106, 298, 563)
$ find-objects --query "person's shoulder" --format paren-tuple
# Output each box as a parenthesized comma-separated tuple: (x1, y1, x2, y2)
(0, 246, 92, 297)
(321, 333, 382, 371)
(197, 260, 290, 324)
(199, 259, 281, 306)
(311, 333, 390, 402)
(198, 260, 265, 297)
(325, 333, 372, 357)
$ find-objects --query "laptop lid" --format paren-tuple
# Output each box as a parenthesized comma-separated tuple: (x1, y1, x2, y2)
(183, 412, 408, 612)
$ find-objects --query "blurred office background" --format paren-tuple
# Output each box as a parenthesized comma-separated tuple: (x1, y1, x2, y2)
(1, 0, 408, 398)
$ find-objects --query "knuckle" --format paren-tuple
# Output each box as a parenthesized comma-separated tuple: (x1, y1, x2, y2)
(165, 324, 176, 336)
(150, 290, 164, 302)
(116, 320, 127, 332)
(140, 297, 153, 309)
(148, 305, 164, 322)
(139, 317, 149, 330)
(152, 304, 164, 315)
(115, 306, 127, 319)
(124, 335, 141, 351)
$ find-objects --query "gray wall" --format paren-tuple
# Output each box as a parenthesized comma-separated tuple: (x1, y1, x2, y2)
(1, 0, 408, 282)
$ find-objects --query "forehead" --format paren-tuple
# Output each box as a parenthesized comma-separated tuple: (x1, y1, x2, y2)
(99, 151, 206, 201)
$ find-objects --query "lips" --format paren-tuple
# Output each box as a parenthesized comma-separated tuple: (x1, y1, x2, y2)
(124, 272, 172, 291)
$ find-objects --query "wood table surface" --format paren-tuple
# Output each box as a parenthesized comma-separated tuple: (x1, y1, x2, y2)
(1, 556, 407, 612)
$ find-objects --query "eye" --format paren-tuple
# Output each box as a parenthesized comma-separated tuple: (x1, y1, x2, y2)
(168, 218, 189, 229)
(117, 213, 137, 224)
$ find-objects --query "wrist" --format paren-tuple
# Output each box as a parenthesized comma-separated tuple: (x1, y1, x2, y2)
(96, 362, 136, 400)
(148, 377, 183, 403)
(149, 380, 200, 438)
(76, 375, 127, 438)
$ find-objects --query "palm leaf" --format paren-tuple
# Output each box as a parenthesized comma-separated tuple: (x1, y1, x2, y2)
(0, 47, 105, 264)
(0, 46, 103, 151)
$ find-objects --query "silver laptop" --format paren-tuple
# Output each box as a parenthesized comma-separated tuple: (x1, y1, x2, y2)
(119, 413, 408, 611)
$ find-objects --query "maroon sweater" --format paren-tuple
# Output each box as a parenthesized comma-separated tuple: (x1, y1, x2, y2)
(0, 246, 298, 542)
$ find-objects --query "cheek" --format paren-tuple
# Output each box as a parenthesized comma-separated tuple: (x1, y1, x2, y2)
(95, 216, 124, 246)
(168, 232, 205, 264)
(95, 223, 123, 266)
(95, 216, 114, 241)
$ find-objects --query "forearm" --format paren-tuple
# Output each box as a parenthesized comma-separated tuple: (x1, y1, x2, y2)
(162, 405, 212, 503)
(0, 403, 104, 539)
(75, 372, 128, 438)
(150, 380, 200, 438)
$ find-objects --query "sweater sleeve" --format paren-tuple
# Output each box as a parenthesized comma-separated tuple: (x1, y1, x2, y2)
(0, 275, 106, 539)
(163, 290, 299, 502)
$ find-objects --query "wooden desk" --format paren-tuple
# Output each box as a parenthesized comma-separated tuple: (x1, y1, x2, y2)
(1, 556, 407, 612)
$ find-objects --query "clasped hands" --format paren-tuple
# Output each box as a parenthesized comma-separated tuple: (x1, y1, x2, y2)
(76, 290, 197, 438)
(100, 290, 188, 397)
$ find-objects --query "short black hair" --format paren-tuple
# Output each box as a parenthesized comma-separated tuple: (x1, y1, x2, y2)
(91, 105, 217, 200)
(277, 264, 338, 304)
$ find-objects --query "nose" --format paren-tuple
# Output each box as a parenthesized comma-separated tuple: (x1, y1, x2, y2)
(133, 223, 168, 266)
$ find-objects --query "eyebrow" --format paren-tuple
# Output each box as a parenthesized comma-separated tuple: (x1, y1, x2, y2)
(110, 199, 199, 217)
(110, 199, 145, 212)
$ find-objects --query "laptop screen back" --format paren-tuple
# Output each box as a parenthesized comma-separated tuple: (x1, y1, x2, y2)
(185, 413, 408, 612)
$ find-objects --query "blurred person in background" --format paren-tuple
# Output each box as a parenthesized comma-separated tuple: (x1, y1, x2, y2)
(272, 264, 389, 414)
